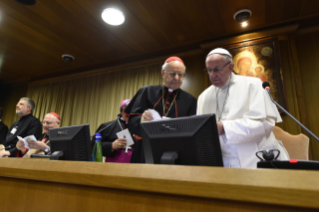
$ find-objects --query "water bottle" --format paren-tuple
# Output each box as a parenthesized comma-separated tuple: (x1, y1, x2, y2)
(92, 133, 103, 162)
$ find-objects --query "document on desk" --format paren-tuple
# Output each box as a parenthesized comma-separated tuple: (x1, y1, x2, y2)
(17, 135, 37, 149)
(116, 129, 134, 148)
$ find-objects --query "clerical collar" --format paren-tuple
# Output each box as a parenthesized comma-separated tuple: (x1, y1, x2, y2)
(20, 113, 32, 120)
(164, 86, 179, 94)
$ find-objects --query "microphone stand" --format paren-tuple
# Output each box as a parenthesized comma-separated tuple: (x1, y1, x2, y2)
(265, 88, 319, 143)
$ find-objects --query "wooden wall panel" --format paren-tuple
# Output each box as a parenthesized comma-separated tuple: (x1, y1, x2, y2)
(295, 31, 319, 160)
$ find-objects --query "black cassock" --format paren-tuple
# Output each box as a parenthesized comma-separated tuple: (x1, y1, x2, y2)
(92, 114, 129, 157)
(125, 85, 197, 163)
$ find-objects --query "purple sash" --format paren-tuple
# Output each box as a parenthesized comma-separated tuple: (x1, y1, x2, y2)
(105, 149, 132, 163)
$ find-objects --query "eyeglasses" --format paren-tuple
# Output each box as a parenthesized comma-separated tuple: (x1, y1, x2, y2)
(203, 62, 231, 74)
(42, 121, 53, 125)
(165, 71, 185, 78)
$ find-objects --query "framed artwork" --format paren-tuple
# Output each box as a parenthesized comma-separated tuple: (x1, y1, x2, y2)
(225, 37, 287, 110)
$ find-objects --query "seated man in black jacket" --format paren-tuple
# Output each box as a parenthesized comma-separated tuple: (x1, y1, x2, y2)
(0, 97, 42, 157)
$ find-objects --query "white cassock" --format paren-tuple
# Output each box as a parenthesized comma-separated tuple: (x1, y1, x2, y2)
(197, 72, 289, 169)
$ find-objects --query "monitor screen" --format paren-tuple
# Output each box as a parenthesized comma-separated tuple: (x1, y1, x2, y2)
(141, 114, 223, 167)
(49, 124, 92, 161)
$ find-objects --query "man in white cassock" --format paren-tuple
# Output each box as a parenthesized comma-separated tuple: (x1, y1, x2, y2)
(197, 48, 289, 169)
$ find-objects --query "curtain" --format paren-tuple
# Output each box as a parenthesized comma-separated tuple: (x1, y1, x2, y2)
(26, 63, 164, 135)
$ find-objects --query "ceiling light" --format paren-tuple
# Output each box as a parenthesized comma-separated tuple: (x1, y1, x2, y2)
(101, 8, 125, 26)
(241, 21, 248, 27)
(233, 9, 252, 27)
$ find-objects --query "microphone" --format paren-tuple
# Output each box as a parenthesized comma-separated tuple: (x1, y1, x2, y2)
(262, 82, 319, 143)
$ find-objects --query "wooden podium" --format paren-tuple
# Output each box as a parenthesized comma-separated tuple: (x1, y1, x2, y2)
(0, 158, 319, 212)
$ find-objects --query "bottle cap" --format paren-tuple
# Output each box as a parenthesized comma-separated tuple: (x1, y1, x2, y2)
(96, 133, 102, 140)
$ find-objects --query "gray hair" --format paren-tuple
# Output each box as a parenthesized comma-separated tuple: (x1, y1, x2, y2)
(45, 113, 61, 124)
(20, 97, 35, 114)
(162, 61, 186, 72)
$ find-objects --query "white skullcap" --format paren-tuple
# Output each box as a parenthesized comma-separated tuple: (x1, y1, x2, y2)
(207, 48, 232, 58)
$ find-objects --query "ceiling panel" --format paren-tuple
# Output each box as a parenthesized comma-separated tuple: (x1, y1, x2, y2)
(0, 0, 318, 83)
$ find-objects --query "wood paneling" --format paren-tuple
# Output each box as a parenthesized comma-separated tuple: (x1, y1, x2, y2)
(1, 159, 319, 211)
(1, 0, 319, 82)
(296, 30, 319, 160)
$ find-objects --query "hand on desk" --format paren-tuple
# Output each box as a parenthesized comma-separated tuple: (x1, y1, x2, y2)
(0, 150, 10, 157)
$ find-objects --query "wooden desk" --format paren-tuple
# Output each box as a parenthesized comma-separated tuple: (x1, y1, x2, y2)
(0, 158, 318, 211)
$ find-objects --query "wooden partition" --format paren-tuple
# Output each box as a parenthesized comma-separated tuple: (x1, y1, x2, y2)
(0, 158, 319, 211)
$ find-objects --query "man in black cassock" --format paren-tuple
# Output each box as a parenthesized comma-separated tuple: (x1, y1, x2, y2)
(125, 56, 197, 163)
(93, 99, 131, 158)
(0, 97, 42, 157)
(0, 107, 8, 144)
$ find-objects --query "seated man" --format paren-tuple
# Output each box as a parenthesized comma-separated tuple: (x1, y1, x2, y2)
(16, 112, 61, 157)
(197, 48, 289, 168)
(0, 97, 42, 157)
(125, 56, 197, 163)
(93, 99, 131, 162)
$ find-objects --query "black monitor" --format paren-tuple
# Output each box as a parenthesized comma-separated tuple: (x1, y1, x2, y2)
(141, 114, 223, 167)
(49, 124, 92, 161)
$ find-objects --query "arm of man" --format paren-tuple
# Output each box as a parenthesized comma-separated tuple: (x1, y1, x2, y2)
(125, 87, 149, 136)
(221, 81, 279, 144)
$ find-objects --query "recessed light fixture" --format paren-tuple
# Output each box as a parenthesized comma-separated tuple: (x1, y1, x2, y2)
(233, 9, 252, 27)
(241, 21, 248, 27)
(101, 8, 125, 26)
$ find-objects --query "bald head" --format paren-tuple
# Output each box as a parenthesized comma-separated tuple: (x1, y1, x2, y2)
(43, 113, 61, 134)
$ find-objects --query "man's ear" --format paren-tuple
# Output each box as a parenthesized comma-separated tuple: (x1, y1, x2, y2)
(27, 106, 32, 113)
(229, 63, 235, 71)
(161, 69, 165, 78)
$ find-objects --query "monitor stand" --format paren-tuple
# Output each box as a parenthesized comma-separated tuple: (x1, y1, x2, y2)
(31, 151, 64, 160)
(161, 152, 178, 164)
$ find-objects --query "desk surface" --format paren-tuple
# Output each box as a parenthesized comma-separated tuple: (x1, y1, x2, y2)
(0, 158, 319, 211)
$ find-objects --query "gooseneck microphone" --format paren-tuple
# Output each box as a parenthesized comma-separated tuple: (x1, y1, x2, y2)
(262, 82, 319, 143)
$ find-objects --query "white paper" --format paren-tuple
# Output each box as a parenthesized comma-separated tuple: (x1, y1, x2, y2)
(116, 129, 134, 148)
(148, 109, 162, 121)
(17, 135, 37, 149)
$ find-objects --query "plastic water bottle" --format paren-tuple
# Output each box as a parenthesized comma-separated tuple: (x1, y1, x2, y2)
(92, 133, 103, 162)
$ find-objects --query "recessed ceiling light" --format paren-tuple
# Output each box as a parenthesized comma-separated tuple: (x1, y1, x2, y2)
(241, 21, 248, 27)
(101, 8, 125, 26)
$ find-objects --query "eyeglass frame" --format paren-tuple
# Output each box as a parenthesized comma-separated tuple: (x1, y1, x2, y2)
(42, 121, 56, 125)
(203, 61, 231, 74)
(164, 70, 185, 78)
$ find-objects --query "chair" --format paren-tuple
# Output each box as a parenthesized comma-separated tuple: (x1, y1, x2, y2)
(273, 126, 309, 160)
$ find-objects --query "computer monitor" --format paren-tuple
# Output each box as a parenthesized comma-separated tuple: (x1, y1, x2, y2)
(49, 124, 92, 161)
(141, 114, 223, 167)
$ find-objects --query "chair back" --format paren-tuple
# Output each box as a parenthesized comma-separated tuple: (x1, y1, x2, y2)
(273, 126, 309, 160)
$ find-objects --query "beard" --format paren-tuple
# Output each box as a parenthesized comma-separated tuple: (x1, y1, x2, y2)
(16, 110, 23, 116)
